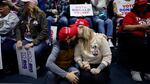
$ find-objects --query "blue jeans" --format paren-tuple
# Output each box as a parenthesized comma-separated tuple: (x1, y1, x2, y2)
(92, 16, 113, 38)
(45, 67, 80, 84)
(2, 39, 17, 69)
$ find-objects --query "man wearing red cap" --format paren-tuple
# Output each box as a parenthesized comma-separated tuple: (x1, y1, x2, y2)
(118, 0, 150, 81)
(45, 26, 79, 84)
(58, 27, 78, 43)
(75, 18, 90, 27)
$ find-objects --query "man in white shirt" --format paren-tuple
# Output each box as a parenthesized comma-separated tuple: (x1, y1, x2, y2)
(0, 0, 19, 75)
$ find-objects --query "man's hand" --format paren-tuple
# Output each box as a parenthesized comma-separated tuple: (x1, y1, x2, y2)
(66, 71, 79, 84)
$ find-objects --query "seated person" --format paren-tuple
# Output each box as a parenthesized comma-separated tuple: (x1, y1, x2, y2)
(0, 0, 19, 74)
(45, 26, 79, 84)
(91, 0, 114, 47)
(15, 0, 48, 68)
(59, 24, 112, 84)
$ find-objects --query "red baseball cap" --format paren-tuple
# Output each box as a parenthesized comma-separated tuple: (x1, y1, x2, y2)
(75, 18, 90, 27)
(58, 27, 78, 42)
(135, 0, 148, 5)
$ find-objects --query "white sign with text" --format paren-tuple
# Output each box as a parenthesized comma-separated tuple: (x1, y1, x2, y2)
(16, 48, 37, 79)
(70, 4, 93, 17)
(0, 36, 3, 69)
(51, 26, 57, 44)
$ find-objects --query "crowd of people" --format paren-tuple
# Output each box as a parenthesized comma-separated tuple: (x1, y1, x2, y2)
(0, 0, 150, 84)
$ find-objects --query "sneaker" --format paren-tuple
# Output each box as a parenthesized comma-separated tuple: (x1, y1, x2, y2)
(131, 71, 142, 81)
(144, 73, 150, 80)
(108, 39, 114, 48)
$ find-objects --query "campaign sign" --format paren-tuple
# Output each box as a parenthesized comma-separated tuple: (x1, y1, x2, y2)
(51, 26, 57, 44)
(16, 48, 37, 79)
(0, 36, 3, 69)
(70, 4, 93, 17)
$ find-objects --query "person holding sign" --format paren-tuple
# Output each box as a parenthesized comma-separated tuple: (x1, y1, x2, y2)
(118, 0, 150, 81)
(15, 0, 48, 69)
(45, 26, 79, 84)
(0, 0, 19, 74)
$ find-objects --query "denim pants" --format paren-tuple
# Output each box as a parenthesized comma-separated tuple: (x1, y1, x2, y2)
(1, 39, 17, 69)
(45, 67, 80, 84)
(92, 16, 113, 38)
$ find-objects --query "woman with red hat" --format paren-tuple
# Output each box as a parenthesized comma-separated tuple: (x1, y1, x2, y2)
(117, 0, 150, 81)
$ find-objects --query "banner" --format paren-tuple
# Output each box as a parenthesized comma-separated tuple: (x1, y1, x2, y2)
(16, 48, 37, 79)
(70, 4, 93, 17)
(0, 36, 3, 69)
(114, 0, 135, 16)
(51, 26, 57, 44)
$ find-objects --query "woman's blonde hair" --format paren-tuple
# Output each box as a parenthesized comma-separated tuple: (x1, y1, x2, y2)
(78, 25, 95, 52)
(24, 4, 42, 18)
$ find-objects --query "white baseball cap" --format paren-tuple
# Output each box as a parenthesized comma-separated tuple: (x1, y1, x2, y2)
(21, 0, 38, 5)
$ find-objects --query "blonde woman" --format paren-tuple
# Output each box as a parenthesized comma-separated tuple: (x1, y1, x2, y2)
(74, 26, 112, 84)
(15, 0, 48, 68)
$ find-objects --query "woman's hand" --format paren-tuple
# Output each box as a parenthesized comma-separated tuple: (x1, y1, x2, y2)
(24, 43, 34, 49)
(82, 61, 91, 70)
(16, 40, 23, 49)
(90, 68, 101, 75)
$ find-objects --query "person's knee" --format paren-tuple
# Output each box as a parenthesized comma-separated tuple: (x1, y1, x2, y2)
(98, 19, 104, 25)
(68, 67, 80, 77)
(59, 16, 68, 26)
(105, 19, 113, 24)
(47, 16, 53, 21)
(47, 71, 55, 78)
